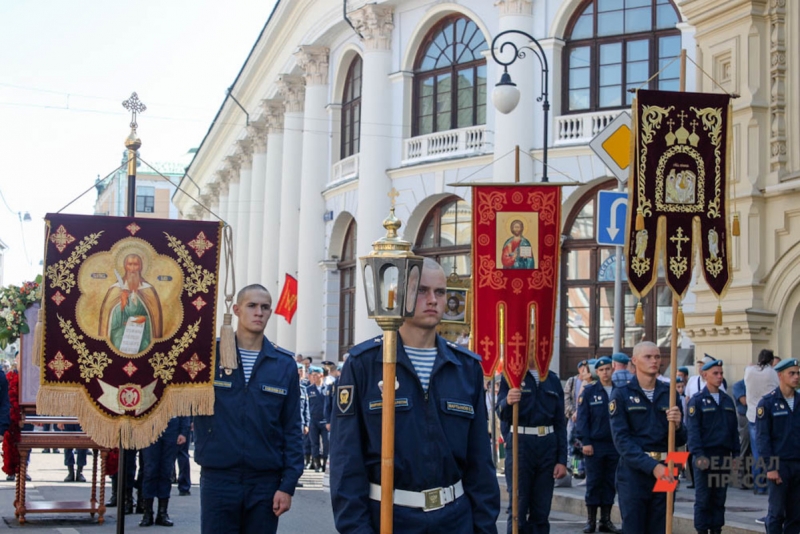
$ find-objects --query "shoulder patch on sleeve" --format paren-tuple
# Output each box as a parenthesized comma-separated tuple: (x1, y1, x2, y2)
(689, 405, 696, 417)
(347, 337, 383, 357)
(608, 399, 617, 415)
(578, 395, 584, 405)
(337, 385, 355, 416)
(757, 406, 765, 419)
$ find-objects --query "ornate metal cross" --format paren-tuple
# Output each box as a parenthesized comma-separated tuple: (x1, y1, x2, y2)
(387, 188, 400, 208)
(122, 92, 147, 129)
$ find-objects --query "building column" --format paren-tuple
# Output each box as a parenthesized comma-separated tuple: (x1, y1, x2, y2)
(223, 156, 242, 288)
(493, 0, 537, 182)
(351, 4, 395, 342)
(214, 171, 232, 336)
(295, 45, 330, 357)
(246, 122, 267, 288)
(276, 74, 306, 350)
(261, 100, 285, 341)
(233, 140, 253, 286)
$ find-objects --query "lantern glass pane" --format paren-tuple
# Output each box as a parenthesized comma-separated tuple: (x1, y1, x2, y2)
(405, 264, 421, 315)
(363, 262, 376, 314)
(380, 265, 400, 311)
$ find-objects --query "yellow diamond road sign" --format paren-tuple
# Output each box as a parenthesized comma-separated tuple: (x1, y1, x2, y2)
(589, 112, 632, 183)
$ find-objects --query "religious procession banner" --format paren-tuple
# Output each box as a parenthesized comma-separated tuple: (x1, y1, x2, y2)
(37, 213, 222, 449)
(626, 90, 732, 322)
(472, 185, 562, 388)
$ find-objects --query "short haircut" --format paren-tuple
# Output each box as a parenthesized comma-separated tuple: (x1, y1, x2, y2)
(632, 341, 658, 359)
(237, 284, 271, 304)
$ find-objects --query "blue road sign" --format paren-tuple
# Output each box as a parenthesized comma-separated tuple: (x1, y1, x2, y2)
(596, 191, 628, 246)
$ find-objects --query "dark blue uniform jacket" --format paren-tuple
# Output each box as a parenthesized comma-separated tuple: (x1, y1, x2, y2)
(609, 375, 687, 476)
(576, 381, 617, 454)
(329, 335, 500, 534)
(756, 388, 800, 461)
(194, 338, 304, 495)
(307, 383, 327, 424)
(686, 386, 739, 458)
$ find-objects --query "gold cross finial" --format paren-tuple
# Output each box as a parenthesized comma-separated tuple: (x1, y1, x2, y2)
(388, 188, 400, 208)
(669, 226, 690, 258)
(122, 92, 147, 129)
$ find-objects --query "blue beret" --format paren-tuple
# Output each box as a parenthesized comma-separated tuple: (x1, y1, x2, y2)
(678, 366, 689, 374)
(588, 358, 597, 365)
(675, 376, 684, 383)
(612, 353, 630, 364)
(577, 359, 588, 369)
(774, 358, 799, 373)
(309, 366, 324, 374)
(595, 356, 612, 368)
(337, 362, 344, 371)
(701, 359, 723, 371)
(296, 362, 303, 369)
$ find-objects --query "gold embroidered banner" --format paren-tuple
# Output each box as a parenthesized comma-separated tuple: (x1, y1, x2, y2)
(626, 90, 732, 305)
(37, 214, 222, 449)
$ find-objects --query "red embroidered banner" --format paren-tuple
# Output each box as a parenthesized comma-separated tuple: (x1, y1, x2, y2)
(275, 273, 298, 324)
(472, 186, 562, 388)
(37, 214, 222, 449)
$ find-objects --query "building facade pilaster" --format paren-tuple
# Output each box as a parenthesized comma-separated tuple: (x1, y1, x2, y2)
(246, 122, 268, 288)
(275, 75, 306, 350)
(295, 45, 330, 357)
(232, 141, 253, 286)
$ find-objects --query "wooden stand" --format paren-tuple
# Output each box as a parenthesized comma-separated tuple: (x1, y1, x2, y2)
(13, 415, 109, 525)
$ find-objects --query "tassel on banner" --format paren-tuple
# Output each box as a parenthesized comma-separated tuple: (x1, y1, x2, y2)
(635, 301, 644, 325)
(635, 207, 645, 231)
(219, 224, 238, 370)
(732, 214, 740, 236)
(714, 304, 723, 326)
(677, 305, 686, 329)
(31, 307, 44, 367)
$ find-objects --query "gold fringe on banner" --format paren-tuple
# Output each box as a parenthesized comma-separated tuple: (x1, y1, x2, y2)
(676, 305, 686, 329)
(36, 385, 214, 449)
(218, 224, 238, 370)
(635, 301, 644, 325)
(714, 304, 723, 326)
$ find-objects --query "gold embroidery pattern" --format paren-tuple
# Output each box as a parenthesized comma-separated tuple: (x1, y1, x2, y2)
(668, 227, 691, 280)
(705, 257, 724, 278)
(631, 257, 651, 277)
(477, 191, 507, 225)
(50, 225, 76, 253)
(527, 191, 558, 226)
(182, 353, 207, 381)
(477, 255, 506, 290)
(48, 351, 74, 379)
(165, 233, 217, 296)
(527, 255, 555, 290)
(692, 106, 724, 218)
(654, 145, 706, 213)
(58, 314, 110, 382)
(150, 319, 200, 384)
(637, 105, 674, 218)
(46, 232, 104, 294)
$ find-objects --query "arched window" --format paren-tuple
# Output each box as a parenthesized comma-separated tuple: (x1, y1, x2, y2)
(414, 197, 472, 277)
(563, 0, 681, 113)
(338, 220, 357, 357)
(560, 181, 671, 376)
(341, 56, 362, 159)
(413, 15, 488, 136)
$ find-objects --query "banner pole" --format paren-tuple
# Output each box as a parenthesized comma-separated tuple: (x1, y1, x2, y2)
(380, 329, 397, 534)
(666, 49, 687, 534)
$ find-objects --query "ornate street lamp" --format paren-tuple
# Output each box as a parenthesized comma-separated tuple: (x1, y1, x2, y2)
(359, 202, 423, 533)
(491, 29, 550, 182)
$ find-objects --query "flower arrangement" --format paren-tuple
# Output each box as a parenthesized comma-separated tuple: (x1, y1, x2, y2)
(0, 278, 41, 349)
(2, 369, 20, 476)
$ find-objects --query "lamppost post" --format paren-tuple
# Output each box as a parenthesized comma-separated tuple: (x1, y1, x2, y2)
(490, 29, 550, 183)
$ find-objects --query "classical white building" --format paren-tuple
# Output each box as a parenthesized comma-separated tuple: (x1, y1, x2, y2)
(173, 0, 800, 381)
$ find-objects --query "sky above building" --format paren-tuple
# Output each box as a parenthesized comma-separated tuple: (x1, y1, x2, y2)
(0, 0, 277, 286)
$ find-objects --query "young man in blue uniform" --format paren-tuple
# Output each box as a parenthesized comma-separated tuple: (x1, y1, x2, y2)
(194, 284, 303, 534)
(577, 356, 622, 533)
(756, 358, 800, 534)
(686, 359, 739, 534)
(330, 259, 499, 533)
(611, 353, 633, 388)
(497, 346, 568, 533)
(306, 366, 329, 472)
(139, 416, 191, 526)
(609, 341, 686, 534)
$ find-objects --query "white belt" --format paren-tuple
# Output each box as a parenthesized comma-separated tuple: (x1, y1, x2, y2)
(512, 425, 554, 436)
(369, 480, 464, 512)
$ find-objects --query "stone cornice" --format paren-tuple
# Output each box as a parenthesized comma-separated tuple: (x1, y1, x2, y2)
(277, 74, 306, 113)
(296, 45, 330, 86)
(350, 5, 394, 50)
(495, 0, 533, 16)
(261, 99, 286, 134)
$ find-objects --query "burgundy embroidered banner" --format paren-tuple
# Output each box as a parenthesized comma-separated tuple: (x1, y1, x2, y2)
(626, 90, 732, 303)
(37, 214, 222, 449)
(472, 185, 562, 388)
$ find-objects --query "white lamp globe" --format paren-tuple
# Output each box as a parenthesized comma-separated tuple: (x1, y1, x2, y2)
(492, 72, 520, 114)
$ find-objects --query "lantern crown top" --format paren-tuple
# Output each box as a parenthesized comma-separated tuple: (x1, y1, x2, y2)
(369, 207, 417, 257)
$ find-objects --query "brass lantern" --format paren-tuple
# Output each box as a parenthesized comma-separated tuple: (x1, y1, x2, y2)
(360, 208, 424, 328)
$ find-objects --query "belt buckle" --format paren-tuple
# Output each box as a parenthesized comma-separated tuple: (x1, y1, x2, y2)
(423, 488, 444, 512)
(649, 452, 663, 461)
(537, 426, 546, 436)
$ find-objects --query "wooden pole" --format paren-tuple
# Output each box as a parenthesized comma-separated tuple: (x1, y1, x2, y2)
(665, 48, 688, 534)
(514, 145, 520, 184)
(380, 329, 397, 534)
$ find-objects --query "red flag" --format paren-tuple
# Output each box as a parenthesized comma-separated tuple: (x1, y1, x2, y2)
(472, 185, 562, 388)
(275, 274, 298, 324)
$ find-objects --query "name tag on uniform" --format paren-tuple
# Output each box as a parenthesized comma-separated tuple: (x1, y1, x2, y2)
(444, 401, 474, 415)
(774, 411, 789, 416)
(369, 398, 410, 411)
(262, 385, 287, 396)
(628, 405, 647, 411)
(214, 380, 232, 388)
(702, 407, 716, 412)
